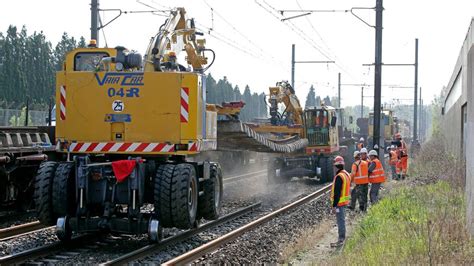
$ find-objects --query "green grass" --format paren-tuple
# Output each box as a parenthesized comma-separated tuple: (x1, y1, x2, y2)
(333, 181, 473, 265)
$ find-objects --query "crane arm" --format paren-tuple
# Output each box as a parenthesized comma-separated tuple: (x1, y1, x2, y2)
(269, 81, 303, 126)
(144, 8, 210, 72)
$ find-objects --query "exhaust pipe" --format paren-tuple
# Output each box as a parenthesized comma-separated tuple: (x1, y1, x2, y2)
(16, 154, 48, 162)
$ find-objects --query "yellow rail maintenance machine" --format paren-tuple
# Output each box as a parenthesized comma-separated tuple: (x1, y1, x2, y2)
(34, 8, 222, 242)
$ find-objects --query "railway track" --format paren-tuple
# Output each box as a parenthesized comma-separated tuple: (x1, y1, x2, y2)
(0, 203, 261, 265)
(99, 184, 331, 265)
(223, 169, 266, 183)
(163, 184, 332, 265)
(0, 169, 269, 264)
(0, 169, 264, 241)
(0, 221, 49, 241)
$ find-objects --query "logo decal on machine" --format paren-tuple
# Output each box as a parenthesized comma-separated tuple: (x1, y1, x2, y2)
(181, 87, 189, 123)
(60, 85, 66, 120)
(95, 73, 144, 86)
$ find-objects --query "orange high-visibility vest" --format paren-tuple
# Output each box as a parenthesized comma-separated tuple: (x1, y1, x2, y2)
(357, 143, 364, 150)
(351, 160, 369, 184)
(398, 140, 408, 157)
(330, 170, 351, 207)
(316, 116, 328, 126)
(389, 150, 398, 165)
(369, 158, 385, 183)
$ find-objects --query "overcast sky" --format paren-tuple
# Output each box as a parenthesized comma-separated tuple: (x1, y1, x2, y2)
(1, 0, 473, 107)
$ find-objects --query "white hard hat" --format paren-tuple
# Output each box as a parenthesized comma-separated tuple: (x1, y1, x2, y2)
(369, 150, 378, 156)
(360, 148, 368, 154)
(359, 137, 364, 142)
(390, 145, 396, 149)
(353, 151, 360, 158)
(333, 156, 345, 166)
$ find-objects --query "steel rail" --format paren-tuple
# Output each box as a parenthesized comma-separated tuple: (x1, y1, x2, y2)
(163, 184, 332, 265)
(0, 234, 94, 265)
(223, 169, 266, 182)
(0, 221, 49, 241)
(224, 173, 266, 184)
(101, 202, 262, 266)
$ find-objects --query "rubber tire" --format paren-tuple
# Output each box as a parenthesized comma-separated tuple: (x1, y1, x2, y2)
(52, 162, 76, 218)
(320, 157, 334, 183)
(154, 164, 175, 228)
(197, 163, 223, 220)
(171, 164, 198, 229)
(34, 161, 59, 225)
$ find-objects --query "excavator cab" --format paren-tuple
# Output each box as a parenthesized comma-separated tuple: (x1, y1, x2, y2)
(303, 107, 338, 149)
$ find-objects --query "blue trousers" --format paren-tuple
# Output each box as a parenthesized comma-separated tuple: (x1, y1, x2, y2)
(335, 206, 346, 241)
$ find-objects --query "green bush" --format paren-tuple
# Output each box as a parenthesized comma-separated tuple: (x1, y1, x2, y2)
(335, 182, 473, 265)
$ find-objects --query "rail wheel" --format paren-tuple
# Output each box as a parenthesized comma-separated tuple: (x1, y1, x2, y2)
(148, 218, 162, 243)
(171, 163, 198, 229)
(197, 163, 223, 220)
(52, 162, 76, 218)
(34, 161, 59, 225)
(320, 157, 334, 183)
(267, 158, 285, 184)
(56, 216, 72, 241)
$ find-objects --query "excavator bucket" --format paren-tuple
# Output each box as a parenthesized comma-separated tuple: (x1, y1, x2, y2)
(217, 120, 308, 153)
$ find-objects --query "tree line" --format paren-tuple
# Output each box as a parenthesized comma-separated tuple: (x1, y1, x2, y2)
(0, 25, 86, 109)
(205, 74, 267, 121)
(0, 25, 267, 121)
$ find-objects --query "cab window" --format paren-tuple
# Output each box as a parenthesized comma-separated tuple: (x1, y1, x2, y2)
(74, 52, 109, 71)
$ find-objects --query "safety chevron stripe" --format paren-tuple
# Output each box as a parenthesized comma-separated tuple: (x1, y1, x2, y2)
(180, 87, 189, 123)
(188, 142, 200, 152)
(187, 140, 217, 152)
(69, 142, 175, 153)
(60, 85, 66, 120)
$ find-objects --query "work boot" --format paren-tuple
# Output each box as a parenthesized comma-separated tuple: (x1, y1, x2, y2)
(330, 239, 345, 247)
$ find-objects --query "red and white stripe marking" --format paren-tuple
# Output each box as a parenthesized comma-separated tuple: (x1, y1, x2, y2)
(60, 85, 66, 120)
(188, 142, 200, 152)
(180, 87, 189, 123)
(69, 142, 175, 153)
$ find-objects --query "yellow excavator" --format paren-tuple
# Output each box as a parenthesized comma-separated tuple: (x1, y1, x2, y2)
(229, 81, 343, 183)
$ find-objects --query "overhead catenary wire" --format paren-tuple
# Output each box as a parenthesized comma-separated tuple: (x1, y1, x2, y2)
(294, 0, 357, 81)
(201, 0, 284, 65)
(138, 0, 287, 74)
(196, 24, 261, 58)
(99, 12, 109, 48)
(195, 22, 287, 72)
(255, 0, 357, 81)
(260, 0, 332, 61)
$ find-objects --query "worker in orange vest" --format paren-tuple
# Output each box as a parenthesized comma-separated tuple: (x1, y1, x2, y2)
(315, 110, 328, 127)
(357, 137, 365, 150)
(389, 145, 398, 180)
(349, 151, 369, 212)
(360, 147, 369, 162)
(368, 150, 385, 204)
(330, 156, 351, 247)
(395, 133, 408, 179)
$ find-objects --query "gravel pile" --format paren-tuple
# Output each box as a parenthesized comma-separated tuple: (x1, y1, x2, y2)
(0, 227, 56, 256)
